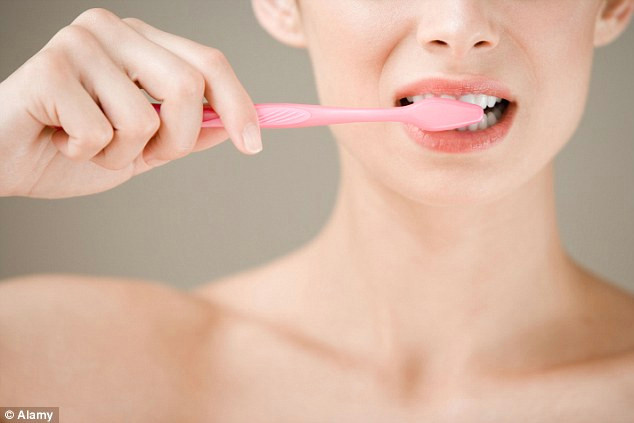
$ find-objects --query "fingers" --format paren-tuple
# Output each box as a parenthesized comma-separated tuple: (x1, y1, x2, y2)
(14, 45, 114, 161)
(55, 25, 160, 169)
(49, 74, 113, 161)
(121, 16, 263, 155)
(39, 7, 263, 172)
(70, 8, 207, 165)
(29, 45, 114, 160)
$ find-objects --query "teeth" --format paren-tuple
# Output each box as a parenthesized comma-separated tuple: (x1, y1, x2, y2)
(459, 94, 475, 105)
(474, 94, 488, 109)
(477, 115, 488, 130)
(464, 110, 498, 132)
(405, 93, 503, 110)
(487, 111, 497, 127)
(400, 92, 508, 132)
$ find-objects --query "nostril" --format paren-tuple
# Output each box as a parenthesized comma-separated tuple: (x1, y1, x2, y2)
(430, 40, 449, 47)
(474, 40, 489, 48)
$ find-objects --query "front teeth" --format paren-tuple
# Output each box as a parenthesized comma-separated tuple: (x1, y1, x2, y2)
(405, 93, 502, 109)
(403, 92, 504, 132)
(456, 109, 500, 131)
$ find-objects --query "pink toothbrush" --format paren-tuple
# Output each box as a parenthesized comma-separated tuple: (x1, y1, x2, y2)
(150, 98, 483, 132)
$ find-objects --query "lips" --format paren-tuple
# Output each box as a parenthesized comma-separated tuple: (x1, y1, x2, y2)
(392, 76, 516, 107)
(403, 100, 518, 153)
(391, 76, 518, 153)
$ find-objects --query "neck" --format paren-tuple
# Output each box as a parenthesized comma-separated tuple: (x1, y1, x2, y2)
(297, 146, 584, 380)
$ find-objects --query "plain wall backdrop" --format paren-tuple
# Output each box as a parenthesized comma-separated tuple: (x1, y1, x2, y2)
(0, 0, 632, 293)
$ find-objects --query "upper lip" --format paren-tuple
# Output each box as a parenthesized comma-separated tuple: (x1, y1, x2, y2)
(393, 76, 516, 107)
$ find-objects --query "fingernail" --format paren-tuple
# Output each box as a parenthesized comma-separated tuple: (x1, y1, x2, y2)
(242, 123, 262, 154)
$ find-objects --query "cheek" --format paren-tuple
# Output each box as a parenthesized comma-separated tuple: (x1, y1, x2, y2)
(519, 4, 597, 170)
(305, 3, 410, 191)
(304, 1, 399, 107)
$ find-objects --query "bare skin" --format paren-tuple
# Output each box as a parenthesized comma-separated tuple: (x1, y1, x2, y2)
(2, 1, 634, 422)
(1, 259, 633, 422)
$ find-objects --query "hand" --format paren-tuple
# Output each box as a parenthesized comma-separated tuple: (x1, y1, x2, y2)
(0, 8, 262, 199)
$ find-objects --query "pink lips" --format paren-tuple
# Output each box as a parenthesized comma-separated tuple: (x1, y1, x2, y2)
(392, 76, 517, 153)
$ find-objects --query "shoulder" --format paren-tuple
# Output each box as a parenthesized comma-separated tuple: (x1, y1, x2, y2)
(580, 270, 634, 337)
(189, 246, 310, 316)
(0, 272, 216, 335)
(557, 268, 634, 407)
(577, 269, 634, 360)
(0, 273, 220, 422)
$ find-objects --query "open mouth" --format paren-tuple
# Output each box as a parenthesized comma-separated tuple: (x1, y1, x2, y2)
(397, 93, 512, 132)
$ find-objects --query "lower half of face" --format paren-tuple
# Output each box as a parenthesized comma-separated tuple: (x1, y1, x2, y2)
(301, 0, 602, 206)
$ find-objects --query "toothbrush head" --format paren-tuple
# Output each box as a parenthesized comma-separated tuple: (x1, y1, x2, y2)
(403, 97, 484, 131)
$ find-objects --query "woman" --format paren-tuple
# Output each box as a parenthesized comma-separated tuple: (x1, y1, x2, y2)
(1, 0, 633, 421)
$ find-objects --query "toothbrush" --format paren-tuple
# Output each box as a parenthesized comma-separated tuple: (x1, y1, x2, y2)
(150, 98, 483, 132)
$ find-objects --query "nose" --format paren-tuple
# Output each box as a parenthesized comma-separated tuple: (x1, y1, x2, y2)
(416, 0, 499, 59)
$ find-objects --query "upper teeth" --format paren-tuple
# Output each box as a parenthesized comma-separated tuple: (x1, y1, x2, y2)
(405, 93, 501, 109)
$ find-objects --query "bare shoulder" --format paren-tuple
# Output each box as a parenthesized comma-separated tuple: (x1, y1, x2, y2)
(0, 272, 216, 335)
(561, 268, 634, 405)
(580, 268, 634, 338)
(0, 272, 215, 314)
(189, 246, 309, 315)
(577, 267, 634, 363)
(0, 273, 220, 422)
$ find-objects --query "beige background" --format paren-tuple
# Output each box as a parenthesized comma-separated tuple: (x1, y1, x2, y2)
(0, 1, 632, 292)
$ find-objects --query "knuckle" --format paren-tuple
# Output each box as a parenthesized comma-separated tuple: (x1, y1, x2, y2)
(170, 69, 205, 98)
(199, 48, 230, 75)
(125, 114, 160, 140)
(201, 48, 228, 67)
(141, 113, 161, 137)
(86, 125, 114, 147)
(72, 7, 118, 26)
(121, 17, 146, 29)
(51, 24, 95, 50)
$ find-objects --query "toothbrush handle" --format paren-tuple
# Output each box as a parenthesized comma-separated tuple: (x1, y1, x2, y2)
(151, 103, 400, 129)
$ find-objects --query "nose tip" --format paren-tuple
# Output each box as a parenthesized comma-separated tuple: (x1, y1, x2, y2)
(423, 36, 496, 58)
(417, 8, 499, 58)
(426, 37, 495, 53)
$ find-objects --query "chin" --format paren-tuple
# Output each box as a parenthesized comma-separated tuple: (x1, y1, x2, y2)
(383, 171, 524, 208)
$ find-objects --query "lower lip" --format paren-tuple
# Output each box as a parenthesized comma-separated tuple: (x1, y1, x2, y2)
(402, 101, 518, 154)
